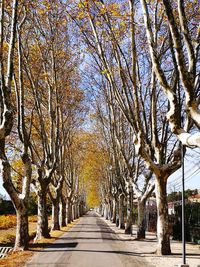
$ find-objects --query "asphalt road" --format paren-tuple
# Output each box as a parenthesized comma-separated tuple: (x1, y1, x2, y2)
(26, 211, 150, 267)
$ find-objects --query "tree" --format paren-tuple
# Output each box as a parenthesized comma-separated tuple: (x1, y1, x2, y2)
(16, 0, 86, 239)
(140, 0, 200, 147)
(72, 0, 183, 254)
(0, 0, 86, 249)
(0, 0, 35, 250)
(94, 78, 155, 237)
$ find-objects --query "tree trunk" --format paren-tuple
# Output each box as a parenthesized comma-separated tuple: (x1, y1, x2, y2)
(118, 194, 125, 229)
(125, 187, 133, 234)
(104, 203, 109, 219)
(77, 204, 80, 218)
(14, 205, 29, 250)
(74, 204, 77, 219)
(112, 199, 116, 223)
(155, 177, 171, 255)
(100, 204, 104, 217)
(74, 203, 78, 219)
(1, 152, 31, 250)
(60, 198, 67, 227)
(67, 200, 73, 223)
(108, 199, 112, 221)
(115, 198, 119, 227)
(137, 199, 146, 239)
(35, 190, 50, 240)
(79, 203, 84, 216)
(51, 200, 60, 230)
(72, 204, 75, 220)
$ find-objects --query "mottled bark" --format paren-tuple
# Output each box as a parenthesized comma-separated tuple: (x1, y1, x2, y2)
(125, 188, 133, 235)
(73, 205, 76, 219)
(35, 190, 50, 240)
(115, 198, 119, 227)
(137, 199, 146, 239)
(77, 204, 80, 218)
(72, 204, 75, 220)
(118, 194, 125, 229)
(51, 200, 60, 230)
(104, 203, 109, 220)
(2, 151, 32, 251)
(0, 0, 28, 251)
(75, 203, 79, 219)
(108, 200, 112, 220)
(155, 177, 171, 255)
(140, 0, 200, 147)
(15, 206, 29, 250)
(67, 200, 73, 224)
(79, 203, 84, 217)
(60, 197, 67, 227)
(111, 199, 116, 223)
(100, 204, 104, 217)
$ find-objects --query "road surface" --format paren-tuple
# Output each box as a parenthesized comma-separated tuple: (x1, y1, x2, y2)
(26, 211, 151, 267)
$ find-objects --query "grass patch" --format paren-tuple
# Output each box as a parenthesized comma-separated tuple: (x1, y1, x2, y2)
(0, 215, 38, 231)
(0, 250, 34, 267)
(0, 219, 79, 267)
(0, 220, 38, 245)
(0, 215, 16, 230)
(0, 215, 45, 245)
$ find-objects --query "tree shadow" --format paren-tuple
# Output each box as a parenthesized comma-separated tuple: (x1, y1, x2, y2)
(28, 241, 200, 260)
(72, 224, 96, 226)
(57, 236, 120, 241)
(70, 226, 112, 231)
(82, 213, 99, 218)
(132, 238, 157, 242)
(171, 252, 200, 258)
(68, 230, 114, 234)
(28, 245, 153, 257)
(29, 242, 78, 250)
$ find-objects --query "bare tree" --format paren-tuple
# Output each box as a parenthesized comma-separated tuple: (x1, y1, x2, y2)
(140, 0, 200, 147)
(0, 0, 34, 250)
(95, 78, 155, 238)
(72, 0, 183, 254)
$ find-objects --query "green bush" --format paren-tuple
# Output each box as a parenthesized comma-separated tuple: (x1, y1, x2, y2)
(0, 199, 15, 215)
(28, 193, 38, 215)
(173, 203, 200, 243)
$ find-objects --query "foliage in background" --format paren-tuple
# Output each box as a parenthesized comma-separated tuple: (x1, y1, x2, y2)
(0, 199, 15, 215)
(167, 189, 199, 202)
(0, 215, 16, 230)
(173, 203, 200, 243)
(79, 132, 109, 208)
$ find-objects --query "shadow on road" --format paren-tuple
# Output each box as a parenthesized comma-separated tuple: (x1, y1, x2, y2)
(28, 244, 200, 260)
(58, 236, 119, 241)
(29, 245, 152, 257)
(82, 213, 99, 218)
(30, 242, 78, 249)
(67, 230, 115, 234)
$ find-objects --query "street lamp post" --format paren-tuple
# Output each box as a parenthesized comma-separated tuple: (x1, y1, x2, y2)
(182, 144, 186, 265)
(179, 144, 189, 267)
(130, 183, 133, 236)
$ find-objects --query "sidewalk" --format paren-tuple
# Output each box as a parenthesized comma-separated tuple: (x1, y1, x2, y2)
(101, 216, 200, 267)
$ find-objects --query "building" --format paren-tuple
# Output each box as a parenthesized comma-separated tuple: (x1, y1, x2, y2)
(168, 200, 182, 215)
(188, 194, 200, 203)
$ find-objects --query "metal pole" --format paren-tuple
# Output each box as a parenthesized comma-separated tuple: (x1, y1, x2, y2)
(182, 144, 186, 265)
(130, 184, 133, 236)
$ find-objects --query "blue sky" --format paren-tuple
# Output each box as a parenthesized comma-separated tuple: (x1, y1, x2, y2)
(167, 147, 200, 192)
